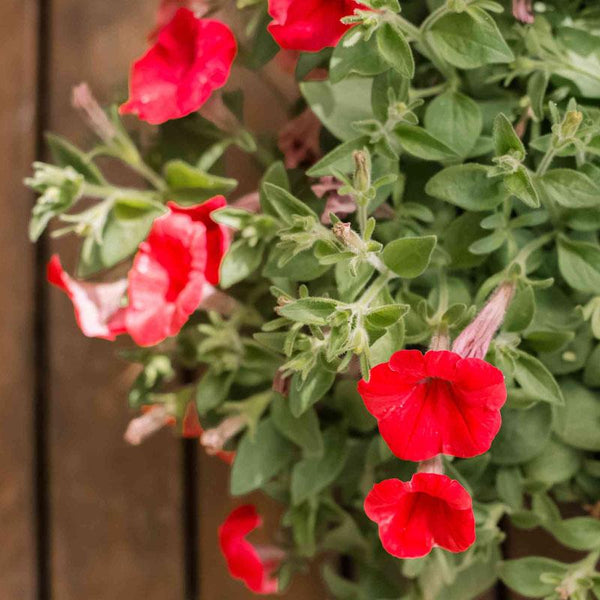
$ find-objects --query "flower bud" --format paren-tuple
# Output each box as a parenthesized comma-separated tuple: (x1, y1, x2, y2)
(353, 150, 371, 195)
(72, 83, 118, 144)
(200, 414, 247, 456)
(560, 110, 583, 140)
(124, 405, 172, 446)
(452, 281, 516, 360)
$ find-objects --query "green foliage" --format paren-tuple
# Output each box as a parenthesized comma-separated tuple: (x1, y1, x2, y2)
(27, 1, 600, 598)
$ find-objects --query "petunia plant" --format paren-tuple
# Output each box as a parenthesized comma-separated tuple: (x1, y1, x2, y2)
(27, 0, 600, 598)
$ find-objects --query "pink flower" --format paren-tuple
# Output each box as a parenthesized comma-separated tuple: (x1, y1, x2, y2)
(312, 176, 355, 225)
(364, 473, 476, 559)
(47, 255, 127, 340)
(48, 198, 229, 347)
(278, 108, 322, 169)
(219, 505, 284, 594)
(120, 9, 237, 124)
(267, 0, 366, 52)
(126, 211, 208, 346)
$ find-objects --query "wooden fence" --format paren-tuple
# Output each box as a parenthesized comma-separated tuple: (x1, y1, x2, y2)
(0, 1, 576, 598)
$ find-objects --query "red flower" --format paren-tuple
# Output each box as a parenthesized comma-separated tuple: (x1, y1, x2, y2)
(267, 0, 365, 52)
(219, 505, 283, 594)
(151, 0, 211, 39)
(120, 8, 236, 124)
(47, 255, 127, 340)
(358, 350, 506, 461)
(167, 196, 229, 285)
(126, 211, 208, 346)
(364, 473, 476, 559)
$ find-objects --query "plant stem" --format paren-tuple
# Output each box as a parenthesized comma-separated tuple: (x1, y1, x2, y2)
(128, 159, 167, 192)
(536, 146, 556, 176)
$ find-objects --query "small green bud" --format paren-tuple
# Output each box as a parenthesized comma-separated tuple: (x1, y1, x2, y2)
(353, 150, 371, 195)
(560, 110, 583, 140)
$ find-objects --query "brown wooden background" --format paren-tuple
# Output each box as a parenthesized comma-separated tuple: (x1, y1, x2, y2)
(0, 0, 574, 598)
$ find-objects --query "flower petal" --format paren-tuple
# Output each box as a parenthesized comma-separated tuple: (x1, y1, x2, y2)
(364, 474, 475, 559)
(126, 212, 207, 346)
(121, 9, 237, 124)
(219, 505, 280, 594)
(47, 255, 127, 341)
(358, 350, 506, 461)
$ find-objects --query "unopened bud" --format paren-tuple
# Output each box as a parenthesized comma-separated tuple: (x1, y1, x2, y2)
(200, 414, 247, 456)
(560, 110, 583, 140)
(353, 150, 371, 195)
(272, 369, 291, 396)
(72, 83, 118, 144)
(124, 405, 171, 446)
(452, 281, 516, 360)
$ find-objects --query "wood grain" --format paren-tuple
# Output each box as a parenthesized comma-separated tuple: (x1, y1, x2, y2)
(0, 0, 38, 597)
(46, 2, 183, 598)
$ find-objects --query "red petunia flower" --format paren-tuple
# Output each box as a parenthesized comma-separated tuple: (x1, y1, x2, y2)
(167, 196, 230, 285)
(150, 0, 211, 39)
(47, 255, 127, 340)
(126, 211, 208, 346)
(364, 473, 476, 559)
(358, 350, 506, 461)
(267, 0, 365, 52)
(219, 505, 284, 594)
(120, 8, 236, 124)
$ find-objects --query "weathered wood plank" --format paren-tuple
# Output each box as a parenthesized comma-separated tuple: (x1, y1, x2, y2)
(0, 0, 38, 597)
(46, 2, 183, 598)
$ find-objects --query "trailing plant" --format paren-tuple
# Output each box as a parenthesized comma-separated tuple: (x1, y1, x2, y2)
(27, 0, 600, 598)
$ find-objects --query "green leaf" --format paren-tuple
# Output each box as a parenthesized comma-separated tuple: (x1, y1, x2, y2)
(278, 297, 341, 325)
(220, 239, 265, 288)
(493, 113, 526, 158)
(196, 368, 234, 414)
(542, 169, 600, 208)
(444, 211, 488, 269)
(524, 437, 581, 485)
(504, 283, 535, 333)
(382, 236, 437, 278)
(557, 235, 600, 294)
(46, 133, 104, 184)
(546, 518, 600, 550)
(164, 159, 237, 201)
(504, 167, 540, 208)
(260, 161, 289, 216)
(271, 394, 324, 457)
(496, 467, 523, 510)
(512, 349, 564, 405)
(301, 78, 374, 141)
(376, 22, 415, 79)
(262, 183, 318, 224)
(289, 363, 336, 417)
(554, 379, 600, 451)
(291, 428, 349, 505)
(424, 92, 482, 157)
(230, 418, 294, 496)
(426, 8, 514, 69)
(394, 125, 458, 161)
(365, 304, 409, 329)
(331, 29, 389, 83)
(263, 246, 329, 281)
(307, 136, 370, 178)
(499, 557, 568, 597)
(77, 199, 164, 278)
(425, 164, 506, 210)
(527, 71, 549, 121)
(491, 403, 553, 465)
